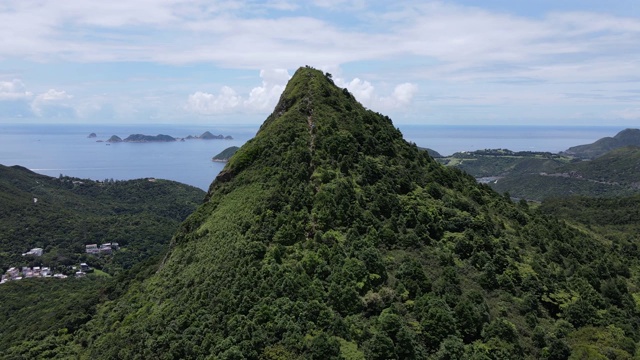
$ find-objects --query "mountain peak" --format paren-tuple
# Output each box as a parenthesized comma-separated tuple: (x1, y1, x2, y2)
(261, 66, 360, 129)
(212, 65, 399, 195)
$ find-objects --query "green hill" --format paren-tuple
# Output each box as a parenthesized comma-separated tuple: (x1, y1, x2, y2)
(18, 67, 640, 359)
(490, 146, 640, 200)
(0, 165, 206, 356)
(563, 128, 640, 159)
(558, 146, 640, 185)
(438, 149, 570, 178)
(440, 147, 640, 201)
(212, 146, 240, 162)
(0, 165, 205, 273)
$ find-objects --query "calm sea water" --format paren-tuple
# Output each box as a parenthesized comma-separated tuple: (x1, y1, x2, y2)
(0, 123, 627, 190)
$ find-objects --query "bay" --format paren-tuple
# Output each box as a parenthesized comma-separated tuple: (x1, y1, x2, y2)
(0, 123, 628, 190)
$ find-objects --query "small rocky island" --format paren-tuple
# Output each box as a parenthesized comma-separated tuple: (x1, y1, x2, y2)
(88, 133, 97, 138)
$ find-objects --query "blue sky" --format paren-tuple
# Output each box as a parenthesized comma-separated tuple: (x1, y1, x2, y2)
(1, 0, 639, 126)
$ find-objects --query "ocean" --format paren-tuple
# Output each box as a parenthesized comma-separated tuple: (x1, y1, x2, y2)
(0, 123, 627, 190)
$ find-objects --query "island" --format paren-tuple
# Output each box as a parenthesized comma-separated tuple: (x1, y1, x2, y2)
(107, 135, 122, 143)
(212, 146, 239, 162)
(192, 131, 233, 140)
(88, 133, 97, 138)
(123, 134, 176, 142)
(103, 131, 233, 144)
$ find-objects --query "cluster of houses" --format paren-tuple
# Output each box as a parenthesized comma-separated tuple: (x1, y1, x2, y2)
(0, 266, 67, 284)
(0, 263, 94, 285)
(1, 243, 118, 285)
(85, 242, 119, 255)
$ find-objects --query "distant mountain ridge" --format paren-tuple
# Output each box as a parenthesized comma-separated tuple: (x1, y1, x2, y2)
(562, 128, 640, 159)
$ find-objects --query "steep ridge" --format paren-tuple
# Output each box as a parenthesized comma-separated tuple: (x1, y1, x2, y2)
(53, 67, 640, 359)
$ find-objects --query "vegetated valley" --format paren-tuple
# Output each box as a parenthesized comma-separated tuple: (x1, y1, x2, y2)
(2, 67, 640, 359)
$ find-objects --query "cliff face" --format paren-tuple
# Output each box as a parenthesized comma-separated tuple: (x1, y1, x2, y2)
(69, 67, 639, 359)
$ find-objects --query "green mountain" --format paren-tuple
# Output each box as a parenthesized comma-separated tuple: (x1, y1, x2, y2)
(20, 67, 640, 359)
(563, 128, 640, 159)
(212, 146, 240, 162)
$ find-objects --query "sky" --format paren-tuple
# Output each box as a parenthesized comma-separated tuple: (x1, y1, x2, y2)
(1, 0, 639, 126)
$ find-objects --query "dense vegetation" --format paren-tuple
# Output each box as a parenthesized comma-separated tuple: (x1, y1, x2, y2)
(440, 147, 640, 200)
(0, 255, 163, 358)
(438, 149, 570, 178)
(14, 66, 633, 359)
(0, 165, 205, 273)
(213, 146, 240, 162)
(0, 165, 205, 357)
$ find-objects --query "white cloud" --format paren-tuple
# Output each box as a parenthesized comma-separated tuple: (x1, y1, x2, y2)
(1, 1, 639, 125)
(335, 77, 418, 110)
(186, 87, 241, 114)
(187, 69, 290, 114)
(339, 78, 375, 103)
(391, 83, 418, 105)
(1, 0, 638, 80)
(36, 89, 72, 101)
(31, 89, 75, 117)
(243, 69, 290, 111)
(0, 80, 33, 100)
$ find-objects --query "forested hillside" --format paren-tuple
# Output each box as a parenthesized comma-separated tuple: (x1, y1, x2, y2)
(0, 165, 206, 356)
(0, 165, 205, 273)
(21, 67, 640, 359)
(440, 147, 640, 201)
